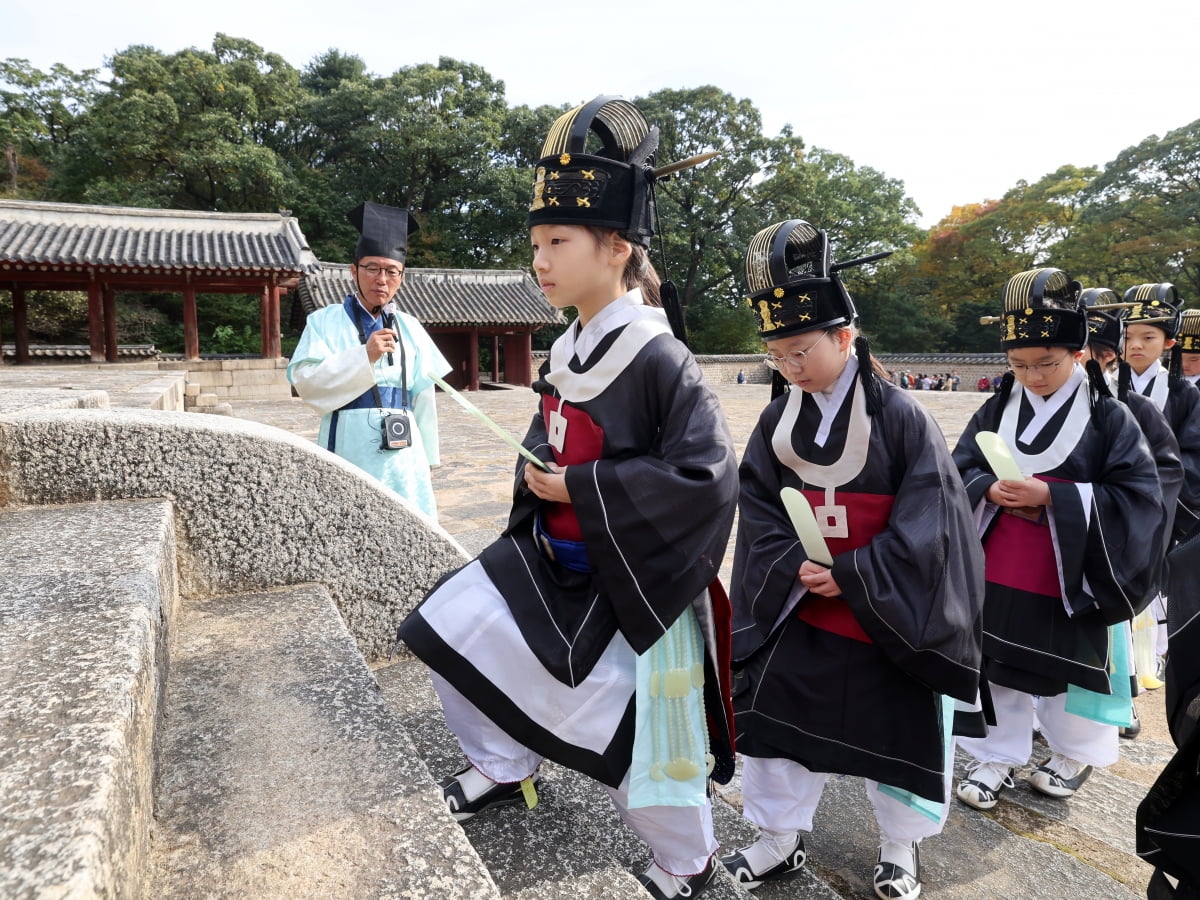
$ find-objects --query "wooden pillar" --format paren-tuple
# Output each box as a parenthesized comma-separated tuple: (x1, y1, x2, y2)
(504, 331, 533, 386)
(468, 326, 480, 391)
(492, 335, 500, 383)
(86, 281, 104, 363)
(102, 284, 118, 362)
(268, 283, 282, 358)
(13, 285, 30, 364)
(182, 284, 200, 360)
(260, 284, 270, 357)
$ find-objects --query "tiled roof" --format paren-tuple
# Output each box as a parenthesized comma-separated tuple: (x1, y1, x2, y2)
(0, 199, 320, 275)
(299, 264, 566, 328)
(876, 352, 1006, 365)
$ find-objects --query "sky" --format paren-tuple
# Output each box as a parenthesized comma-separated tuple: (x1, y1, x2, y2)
(4, 0, 1198, 228)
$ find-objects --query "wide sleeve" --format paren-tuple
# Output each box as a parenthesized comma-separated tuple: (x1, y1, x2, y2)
(286, 309, 376, 414)
(565, 341, 739, 654)
(832, 396, 986, 702)
(952, 398, 1004, 508)
(728, 405, 808, 662)
(1049, 399, 1166, 624)
(1168, 381, 1200, 541)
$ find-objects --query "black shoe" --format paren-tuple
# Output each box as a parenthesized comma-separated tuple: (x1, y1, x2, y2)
(1119, 706, 1141, 739)
(721, 833, 806, 888)
(636, 856, 718, 899)
(440, 767, 535, 822)
(874, 841, 920, 900)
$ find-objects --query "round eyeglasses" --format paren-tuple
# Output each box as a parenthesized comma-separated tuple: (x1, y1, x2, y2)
(763, 332, 830, 371)
(1008, 355, 1072, 376)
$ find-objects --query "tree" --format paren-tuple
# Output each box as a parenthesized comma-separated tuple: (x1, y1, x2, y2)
(52, 35, 302, 211)
(1071, 121, 1200, 298)
(0, 59, 99, 198)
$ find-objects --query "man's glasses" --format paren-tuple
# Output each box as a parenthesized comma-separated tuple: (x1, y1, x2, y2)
(359, 263, 404, 279)
(1008, 355, 1071, 375)
(764, 332, 830, 371)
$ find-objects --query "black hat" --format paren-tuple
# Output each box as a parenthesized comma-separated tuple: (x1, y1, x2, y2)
(1080, 287, 1123, 351)
(996, 267, 1087, 351)
(744, 220, 857, 340)
(347, 201, 419, 264)
(1120, 283, 1182, 338)
(1179, 309, 1200, 353)
(528, 96, 659, 247)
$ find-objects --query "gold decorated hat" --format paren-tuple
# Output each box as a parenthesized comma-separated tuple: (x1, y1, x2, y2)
(744, 219, 879, 339)
(1121, 283, 1182, 338)
(527, 96, 659, 246)
(1080, 287, 1123, 351)
(1179, 308, 1200, 352)
(995, 267, 1087, 350)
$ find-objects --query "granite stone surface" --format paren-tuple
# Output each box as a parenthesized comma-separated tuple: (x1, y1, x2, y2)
(0, 500, 177, 900)
(0, 407, 469, 661)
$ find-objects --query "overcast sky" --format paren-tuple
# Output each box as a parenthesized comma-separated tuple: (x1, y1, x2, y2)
(4, 0, 1197, 228)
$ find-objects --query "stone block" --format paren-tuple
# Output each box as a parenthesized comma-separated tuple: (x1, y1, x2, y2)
(186, 370, 233, 388)
(0, 500, 177, 900)
(193, 393, 218, 408)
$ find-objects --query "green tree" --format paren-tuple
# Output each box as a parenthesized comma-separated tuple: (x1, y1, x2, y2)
(1071, 121, 1200, 298)
(52, 35, 302, 211)
(0, 59, 99, 198)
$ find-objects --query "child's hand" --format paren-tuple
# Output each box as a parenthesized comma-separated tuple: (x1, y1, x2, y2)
(799, 559, 841, 597)
(524, 462, 571, 503)
(988, 477, 1051, 509)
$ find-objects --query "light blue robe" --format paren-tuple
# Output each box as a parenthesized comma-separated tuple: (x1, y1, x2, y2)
(288, 295, 451, 520)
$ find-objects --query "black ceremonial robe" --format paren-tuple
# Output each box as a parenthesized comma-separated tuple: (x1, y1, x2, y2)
(731, 366, 984, 802)
(400, 303, 739, 787)
(1136, 527, 1200, 898)
(1128, 370, 1200, 542)
(953, 371, 1165, 697)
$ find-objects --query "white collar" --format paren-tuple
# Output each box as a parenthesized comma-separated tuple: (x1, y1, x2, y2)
(809, 352, 859, 448)
(1017, 363, 1084, 444)
(1130, 359, 1162, 393)
(573, 289, 644, 363)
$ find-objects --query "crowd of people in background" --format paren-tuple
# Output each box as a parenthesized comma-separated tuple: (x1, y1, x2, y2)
(892, 370, 961, 391)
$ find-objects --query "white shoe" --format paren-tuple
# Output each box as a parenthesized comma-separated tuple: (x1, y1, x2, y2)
(956, 760, 1015, 811)
(1027, 753, 1093, 798)
(874, 840, 920, 899)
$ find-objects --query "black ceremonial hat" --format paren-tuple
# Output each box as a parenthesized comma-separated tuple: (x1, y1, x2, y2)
(1080, 287, 1123, 351)
(996, 267, 1087, 351)
(528, 96, 659, 247)
(1120, 283, 1182, 338)
(347, 201, 419, 264)
(743, 220, 856, 340)
(1179, 309, 1200, 352)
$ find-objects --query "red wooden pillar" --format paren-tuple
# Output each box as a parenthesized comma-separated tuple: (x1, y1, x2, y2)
(182, 284, 200, 360)
(102, 284, 118, 362)
(268, 283, 282, 357)
(492, 335, 500, 383)
(468, 326, 480, 391)
(13, 285, 30, 364)
(260, 284, 270, 357)
(504, 331, 533, 386)
(86, 281, 104, 363)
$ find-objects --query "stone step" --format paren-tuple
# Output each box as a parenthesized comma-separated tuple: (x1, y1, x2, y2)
(148, 585, 498, 899)
(0, 500, 178, 899)
(374, 654, 841, 899)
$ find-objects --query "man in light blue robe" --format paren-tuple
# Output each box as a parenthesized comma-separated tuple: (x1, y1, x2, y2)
(288, 202, 451, 521)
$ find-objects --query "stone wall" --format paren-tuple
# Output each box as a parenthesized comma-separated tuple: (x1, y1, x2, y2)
(155, 358, 293, 411)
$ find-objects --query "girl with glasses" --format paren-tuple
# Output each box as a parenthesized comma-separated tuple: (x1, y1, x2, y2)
(953, 269, 1165, 820)
(724, 219, 985, 900)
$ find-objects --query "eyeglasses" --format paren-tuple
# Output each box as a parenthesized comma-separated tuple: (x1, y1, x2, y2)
(764, 332, 830, 371)
(359, 263, 404, 279)
(1008, 355, 1072, 375)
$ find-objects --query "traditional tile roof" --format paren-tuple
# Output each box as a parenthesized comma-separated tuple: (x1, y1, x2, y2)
(298, 264, 565, 328)
(0, 199, 320, 276)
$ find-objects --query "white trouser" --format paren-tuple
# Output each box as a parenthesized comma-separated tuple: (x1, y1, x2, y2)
(431, 671, 716, 875)
(958, 682, 1118, 769)
(1152, 593, 1169, 659)
(740, 755, 951, 844)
